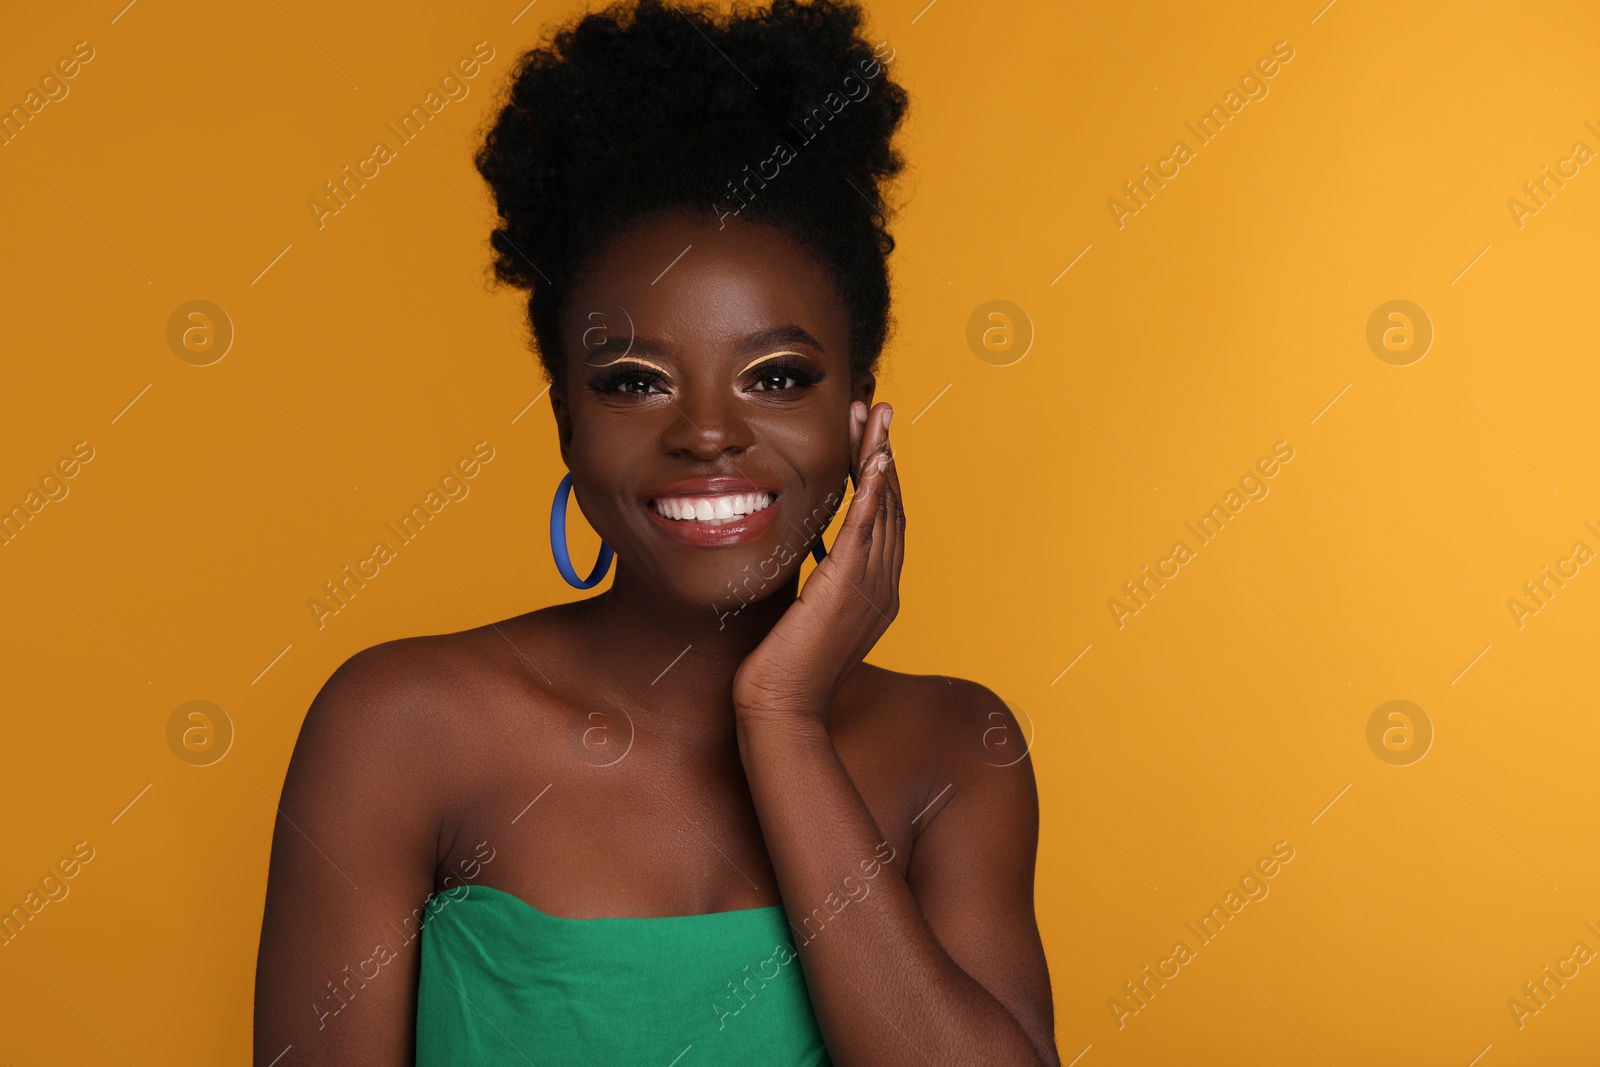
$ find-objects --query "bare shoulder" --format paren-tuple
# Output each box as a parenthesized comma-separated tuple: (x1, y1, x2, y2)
(837, 663, 1038, 836)
(288, 607, 570, 798)
(300, 629, 499, 752)
(842, 663, 1029, 763)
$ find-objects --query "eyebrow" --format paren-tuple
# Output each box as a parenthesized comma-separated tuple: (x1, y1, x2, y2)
(582, 324, 826, 361)
(738, 325, 826, 355)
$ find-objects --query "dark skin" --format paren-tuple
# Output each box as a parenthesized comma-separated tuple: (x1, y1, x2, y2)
(253, 208, 1058, 1066)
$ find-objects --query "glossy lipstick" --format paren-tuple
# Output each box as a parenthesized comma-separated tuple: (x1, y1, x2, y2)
(644, 476, 780, 547)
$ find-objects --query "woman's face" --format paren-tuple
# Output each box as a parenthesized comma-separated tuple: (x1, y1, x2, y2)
(552, 209, 874, 614)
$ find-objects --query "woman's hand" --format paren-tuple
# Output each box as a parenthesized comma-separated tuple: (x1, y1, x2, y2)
(731, 400, 905, 728)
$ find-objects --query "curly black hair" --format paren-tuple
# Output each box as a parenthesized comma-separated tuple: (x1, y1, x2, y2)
(474, 0, 910, 387)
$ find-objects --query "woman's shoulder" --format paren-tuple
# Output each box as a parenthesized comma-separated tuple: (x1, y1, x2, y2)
(838, 662, 1033, 775)
(295, 605, 576, 765)
(844, 661, 1018, 729)
(836, 664, 1037, 860)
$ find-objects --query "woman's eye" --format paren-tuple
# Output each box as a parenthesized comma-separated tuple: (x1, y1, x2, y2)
(591, 370, 667, 395)
(747, 363, 824, 393)
(751, 371, 800, 391)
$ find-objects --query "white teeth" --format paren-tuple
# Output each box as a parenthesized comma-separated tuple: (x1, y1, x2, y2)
(651, 492, 775, 524)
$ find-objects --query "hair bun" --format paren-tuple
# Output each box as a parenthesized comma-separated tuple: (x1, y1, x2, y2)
(475, 0, 909, 383)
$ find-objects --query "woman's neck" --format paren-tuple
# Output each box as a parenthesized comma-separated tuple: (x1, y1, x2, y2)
(566, 565, 801, 739)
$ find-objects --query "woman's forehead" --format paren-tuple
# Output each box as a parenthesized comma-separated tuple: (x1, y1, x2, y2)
(564, 214, 849, 356)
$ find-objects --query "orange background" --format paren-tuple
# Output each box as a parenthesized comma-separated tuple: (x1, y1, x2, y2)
(3, 0, 1598, 1063)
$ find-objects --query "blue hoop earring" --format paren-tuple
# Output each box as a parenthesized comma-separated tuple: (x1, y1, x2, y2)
(811, 537, 828, 563)
(550, 472, 615, 589)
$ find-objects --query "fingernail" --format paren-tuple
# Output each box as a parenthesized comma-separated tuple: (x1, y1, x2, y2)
(883, 406, 893, 429)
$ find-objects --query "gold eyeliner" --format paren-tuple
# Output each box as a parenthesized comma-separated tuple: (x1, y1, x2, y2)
(738, 350, 805, 375)
(588, 355, 671, 375)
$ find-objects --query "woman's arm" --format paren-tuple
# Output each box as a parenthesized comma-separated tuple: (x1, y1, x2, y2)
(732, 402, 1059, 1065)
(737, 687, 1058, 1066)
(253, 643, 447, 1066)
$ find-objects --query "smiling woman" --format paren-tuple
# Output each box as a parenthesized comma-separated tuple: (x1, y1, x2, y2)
(252, 1, 1058, 1065)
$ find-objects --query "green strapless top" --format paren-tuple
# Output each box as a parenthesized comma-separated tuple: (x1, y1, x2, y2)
(416, 884, 834, 1066)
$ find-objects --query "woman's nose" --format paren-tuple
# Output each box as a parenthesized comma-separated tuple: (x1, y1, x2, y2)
(660, 387, 755, 460)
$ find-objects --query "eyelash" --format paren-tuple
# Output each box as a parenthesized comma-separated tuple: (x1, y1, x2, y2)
(586, 360, 826, 397)
(588, 367, 668, 396)
(747, 360, 826, 392)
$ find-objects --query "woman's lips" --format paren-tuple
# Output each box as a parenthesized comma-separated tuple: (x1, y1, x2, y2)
(643, 478, 781, 547)
(650, 490, 775, 524)
(644, 499, 779, 545)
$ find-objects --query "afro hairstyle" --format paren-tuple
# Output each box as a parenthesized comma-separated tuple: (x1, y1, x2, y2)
(473, 0, 910, 386)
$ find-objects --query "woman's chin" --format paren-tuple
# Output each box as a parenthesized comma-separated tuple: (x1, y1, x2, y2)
(611, 560, 794, 625)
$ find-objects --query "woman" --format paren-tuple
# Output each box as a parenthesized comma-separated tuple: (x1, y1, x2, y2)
(253, 0, 1057, 1063)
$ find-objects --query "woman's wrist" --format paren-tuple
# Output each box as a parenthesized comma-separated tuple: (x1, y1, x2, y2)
(734, 703, 833, 747)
